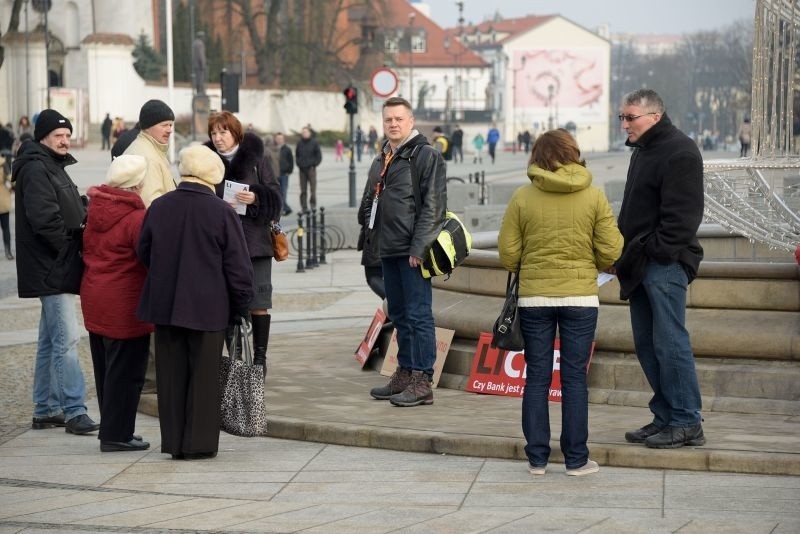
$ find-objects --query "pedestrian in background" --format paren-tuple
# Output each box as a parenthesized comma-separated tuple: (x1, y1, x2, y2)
(487, 123, 500, 164)
(81, 155, 152, 452)
(367, 97, 446, 407)
(472, 132, 485, 164)
(498, 129, 622, 477)
(275, 132, 294, 216)
(295, 126, 322, 212)
(738, 117, 751, 158)
(206, 111, 282, 373)
(12, 109, 100, 435)
(17, 115, 33, 138)
(451, 124, 464, 163)
(101, 113, 113, 150)
(355, 125, 364, 162)
(0, 151, 13, 260)
(137, 144, 254, 460)
(615, 89, 706, 449)
(367, 126, 378, 158)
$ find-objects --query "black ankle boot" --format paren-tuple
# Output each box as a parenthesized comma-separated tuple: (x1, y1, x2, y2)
(251, 314, 270, 375)
(4, 245, 12, 260)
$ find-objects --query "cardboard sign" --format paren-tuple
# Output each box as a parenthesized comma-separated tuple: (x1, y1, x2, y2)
(380, 327, 455, 388)
(466, 333, 593, 402)
(354, 308, 387, 367)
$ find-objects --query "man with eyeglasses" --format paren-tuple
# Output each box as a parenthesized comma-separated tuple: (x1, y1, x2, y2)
(613, 89, 705, 450)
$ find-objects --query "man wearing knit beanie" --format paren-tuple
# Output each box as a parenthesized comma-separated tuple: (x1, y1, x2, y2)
(122, 99, 177, 394)
(12, 109, 101, 436)
(122, 99, 177, 208)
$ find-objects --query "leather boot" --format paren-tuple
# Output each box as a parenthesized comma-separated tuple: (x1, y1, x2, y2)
(4, 244, 12, 260)
(251, 314, 270, 376)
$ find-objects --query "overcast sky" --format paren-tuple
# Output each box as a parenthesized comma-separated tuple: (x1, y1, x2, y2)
(423, 0, 756, 34)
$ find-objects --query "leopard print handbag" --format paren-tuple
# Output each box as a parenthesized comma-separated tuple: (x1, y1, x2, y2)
(219, 318, 268, 437)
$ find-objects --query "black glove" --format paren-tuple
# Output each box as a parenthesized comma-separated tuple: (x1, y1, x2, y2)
(230, 310, 251, 329)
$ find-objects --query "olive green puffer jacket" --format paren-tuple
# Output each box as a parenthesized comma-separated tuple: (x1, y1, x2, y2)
(498, 162, 623, 298)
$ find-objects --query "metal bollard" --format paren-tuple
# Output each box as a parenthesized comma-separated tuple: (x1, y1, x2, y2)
(305, 211, 315, 269)
(480, 170, 486, 205)
(295, 212, 305, 273)
(310, 208, 319, 267)
(318, 207, 327, 264)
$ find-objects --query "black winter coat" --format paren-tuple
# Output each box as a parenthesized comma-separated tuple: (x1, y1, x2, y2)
(136, 182, 254, 331)
(616, 113, 704, 299)
(12, 140, 86, 297)
(295, 137, 322, 170)
(205, 133, 282, 258)
(278, 144, 294, 176)
(366, 133, 447, 259)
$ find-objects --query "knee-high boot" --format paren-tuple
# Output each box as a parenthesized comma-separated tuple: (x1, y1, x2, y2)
(251, 314, 270, 375)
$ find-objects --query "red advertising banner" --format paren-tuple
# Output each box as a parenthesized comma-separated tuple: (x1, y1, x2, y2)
(354, 308, 387, 367)
(466, 333, 593, 402)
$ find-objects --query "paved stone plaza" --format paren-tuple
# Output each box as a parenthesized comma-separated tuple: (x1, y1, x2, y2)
(0, 146, 798, 532)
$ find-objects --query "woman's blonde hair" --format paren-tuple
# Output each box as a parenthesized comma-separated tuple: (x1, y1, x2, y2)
(528, 129, 585, 171)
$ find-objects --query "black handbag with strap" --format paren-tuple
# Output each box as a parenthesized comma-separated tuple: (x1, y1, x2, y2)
(491, 272, 525, 352)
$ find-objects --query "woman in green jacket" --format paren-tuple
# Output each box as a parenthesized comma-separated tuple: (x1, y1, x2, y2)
(498, 129, 623, 477)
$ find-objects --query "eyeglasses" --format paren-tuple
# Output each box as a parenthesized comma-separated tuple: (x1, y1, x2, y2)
(618, 112, 657, 122)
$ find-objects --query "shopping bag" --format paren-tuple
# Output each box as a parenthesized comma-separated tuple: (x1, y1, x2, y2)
(219, 317, 267, 437)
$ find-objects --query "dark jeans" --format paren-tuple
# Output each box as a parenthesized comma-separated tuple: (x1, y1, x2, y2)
(278, 174, 292, 212)
(488, 142, 497, 162)
(298, 166, 317, 212)
(381, 256, 435, 376)
(89, 333, 149, 442)
(629, 262, 702, 427)
(0, 212, 10, 247)
(452, 144, 463, 163)
(519, 306, 597, 469)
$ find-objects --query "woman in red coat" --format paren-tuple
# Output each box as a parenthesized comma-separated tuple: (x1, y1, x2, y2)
(81, 155, 152, 452)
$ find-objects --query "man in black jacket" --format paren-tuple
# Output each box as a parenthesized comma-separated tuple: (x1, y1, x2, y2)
(367, 97, 447, 407)
(12, 109, 100, 435)
(614, 89, 705, 449)
(275, 132, 294, 215)
(294, 126, 321, 212)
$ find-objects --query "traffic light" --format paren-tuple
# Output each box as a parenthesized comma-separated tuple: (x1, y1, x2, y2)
(343, 85, 358, 115)
(220, 69, 239, 113)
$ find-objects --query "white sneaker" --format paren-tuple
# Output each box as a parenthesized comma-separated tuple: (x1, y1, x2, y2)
(527, 464, 546, 475)
(566, 459, 599, 476)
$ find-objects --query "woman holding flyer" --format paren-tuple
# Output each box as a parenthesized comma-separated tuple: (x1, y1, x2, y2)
(498, 129, 622, 477)
(206, 111, 282, 372)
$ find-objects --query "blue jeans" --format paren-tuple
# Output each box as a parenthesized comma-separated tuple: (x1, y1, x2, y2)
(629, 262, 702, 427)
(33, 294, 87, 420)
(520, 306, 597, 469)
(278, 174, 291, 212)
(381, 256, 436, 376)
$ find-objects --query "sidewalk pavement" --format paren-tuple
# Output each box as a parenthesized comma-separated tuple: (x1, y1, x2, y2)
(1, 249, 799, 532)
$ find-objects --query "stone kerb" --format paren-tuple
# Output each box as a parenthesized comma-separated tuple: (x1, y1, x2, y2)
(431, 232, 800, 414)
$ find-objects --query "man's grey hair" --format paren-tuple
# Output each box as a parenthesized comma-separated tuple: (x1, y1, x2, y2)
(622, 89, 665, 114)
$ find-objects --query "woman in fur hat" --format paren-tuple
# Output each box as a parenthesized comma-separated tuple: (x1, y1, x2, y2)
(205, 111, 282, 374)
(137, 144, 254, 460)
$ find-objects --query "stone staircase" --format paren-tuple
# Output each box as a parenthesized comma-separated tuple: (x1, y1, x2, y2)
(431, 227, 800, 416)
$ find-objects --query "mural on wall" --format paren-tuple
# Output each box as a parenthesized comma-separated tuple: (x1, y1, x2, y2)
(515, 48, 605, 121)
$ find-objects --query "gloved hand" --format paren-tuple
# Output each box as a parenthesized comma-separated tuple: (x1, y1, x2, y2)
(230, 310, 251, 330)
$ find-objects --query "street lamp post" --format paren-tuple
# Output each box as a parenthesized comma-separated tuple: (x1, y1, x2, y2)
(547, 84, 555, 130)
(408, 12, 415, 109)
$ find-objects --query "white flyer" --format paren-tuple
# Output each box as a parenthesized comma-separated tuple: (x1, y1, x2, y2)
(223, 180, 249, 215)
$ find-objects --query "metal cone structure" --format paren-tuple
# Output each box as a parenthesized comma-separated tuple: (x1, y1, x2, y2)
(703, 0, 800, 254)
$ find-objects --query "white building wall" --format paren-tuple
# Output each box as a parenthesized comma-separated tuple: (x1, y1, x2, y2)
(503, 17, 610, 152)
